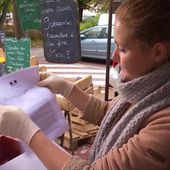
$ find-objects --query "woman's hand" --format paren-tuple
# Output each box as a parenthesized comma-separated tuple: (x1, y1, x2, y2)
(0, 105, 40, 145)
(37, 72, 74, 98)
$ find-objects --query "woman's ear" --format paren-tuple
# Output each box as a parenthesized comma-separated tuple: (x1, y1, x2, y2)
(153, 42, 167, 66)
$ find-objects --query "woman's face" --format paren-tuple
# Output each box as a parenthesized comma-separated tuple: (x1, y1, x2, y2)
(113, 19, 156, 82)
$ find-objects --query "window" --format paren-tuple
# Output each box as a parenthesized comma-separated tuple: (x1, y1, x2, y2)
(83, 27, 103, 38)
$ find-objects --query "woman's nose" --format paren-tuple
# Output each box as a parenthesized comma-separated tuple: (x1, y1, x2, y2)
(112, 47, 120, 62)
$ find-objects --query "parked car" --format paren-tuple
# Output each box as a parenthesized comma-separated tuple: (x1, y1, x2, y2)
(80, 25, 115, 60)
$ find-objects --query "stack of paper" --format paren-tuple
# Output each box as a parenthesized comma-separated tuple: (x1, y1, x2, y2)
(0, 66, 68, 143)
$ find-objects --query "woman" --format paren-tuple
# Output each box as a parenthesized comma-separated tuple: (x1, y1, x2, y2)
(1, 0, 170, 169)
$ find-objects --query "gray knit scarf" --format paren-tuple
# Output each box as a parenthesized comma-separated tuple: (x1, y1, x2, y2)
(89, 62, 170, 163)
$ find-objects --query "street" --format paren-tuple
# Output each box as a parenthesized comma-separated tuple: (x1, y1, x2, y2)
(31, 47, 107, 87)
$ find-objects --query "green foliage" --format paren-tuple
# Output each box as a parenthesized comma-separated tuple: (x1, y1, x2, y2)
(31, 39, 43, 47)
(0, 0, 12, 28)
(27, 30, 42, 41)
(80, 15, 99, 31)
(78, 0, 91, 9)
(3, 24, 43, 47)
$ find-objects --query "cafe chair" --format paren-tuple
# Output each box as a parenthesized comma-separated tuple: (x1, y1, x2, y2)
(56, 75, 93, 155)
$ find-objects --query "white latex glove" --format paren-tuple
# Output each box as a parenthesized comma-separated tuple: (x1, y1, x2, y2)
(0, 105, 40, 145)
(37, 72, 74, 98)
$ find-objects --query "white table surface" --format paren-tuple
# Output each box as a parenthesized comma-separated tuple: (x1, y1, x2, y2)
(0, 152, 46, 170)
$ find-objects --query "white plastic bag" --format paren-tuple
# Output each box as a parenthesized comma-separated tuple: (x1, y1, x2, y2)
(109, 60, 120, 90)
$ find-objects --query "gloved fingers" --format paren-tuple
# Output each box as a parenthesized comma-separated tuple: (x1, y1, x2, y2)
(37, 76, 52, 87)
(0, 105, 24, 136)
(37, 72, 54, 87)
(38, 66, 47, 72)
(0, 105, 41, 145)
(0, 105, 21, 115)
(39, 71, 52, 81)
(37, 73, 62, 87)
(37, 73, 72, 95)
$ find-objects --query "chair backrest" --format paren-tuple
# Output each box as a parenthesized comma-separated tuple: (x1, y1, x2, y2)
(56, 75, 93, 112)
(74, 75, 93, 91)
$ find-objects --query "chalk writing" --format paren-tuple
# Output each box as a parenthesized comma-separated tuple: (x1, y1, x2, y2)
(55, 6, 72, 13)
(5, 38, 30, 73)
(39, 0, 81, 63)
(16, 0, 41, 30)
(46, 32, 68, 39)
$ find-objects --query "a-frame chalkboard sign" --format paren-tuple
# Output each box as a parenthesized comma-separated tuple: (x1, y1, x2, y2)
(4, 37, 30, 74)
(16, 0, 41, 31)
(39, 0, 81, 63)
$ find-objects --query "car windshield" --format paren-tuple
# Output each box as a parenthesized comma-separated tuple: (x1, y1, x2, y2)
(83, 27, 104, 38)
(82, 26, 114, 39)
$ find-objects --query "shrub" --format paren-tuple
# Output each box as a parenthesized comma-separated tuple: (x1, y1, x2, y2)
(27, 30, 42, 41)
(80, 15, 100, 31)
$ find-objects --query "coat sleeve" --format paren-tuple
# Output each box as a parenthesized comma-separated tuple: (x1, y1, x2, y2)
(63, 107, 170, 170)
(80, 94, 108, 125)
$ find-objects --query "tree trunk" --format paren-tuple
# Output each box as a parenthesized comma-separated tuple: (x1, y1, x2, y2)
(79, 6, 83, 22)
(77, 0, 84, 22)
(12, 0, 23, 39)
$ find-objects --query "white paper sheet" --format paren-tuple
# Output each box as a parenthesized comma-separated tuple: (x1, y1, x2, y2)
(0, 66, 68, 143)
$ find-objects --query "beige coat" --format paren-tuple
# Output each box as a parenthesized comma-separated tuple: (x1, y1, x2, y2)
(63, 95, 170, 170)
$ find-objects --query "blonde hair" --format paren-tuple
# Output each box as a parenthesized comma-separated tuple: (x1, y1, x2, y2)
(116, 0, 170, 49)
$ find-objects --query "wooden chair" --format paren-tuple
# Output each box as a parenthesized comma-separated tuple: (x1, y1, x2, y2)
(56, 75, 93, 155)
(30, 55, 47, 72)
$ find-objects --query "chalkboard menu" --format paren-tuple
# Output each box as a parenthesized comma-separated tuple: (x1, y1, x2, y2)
(5, 38, 30, 73)
(39, 0, 81, 63)
(16, 0, 41, 31)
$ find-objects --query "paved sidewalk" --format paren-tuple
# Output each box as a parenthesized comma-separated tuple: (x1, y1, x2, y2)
(39, 62, 106, 87)
(31, 48, 106, 87)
